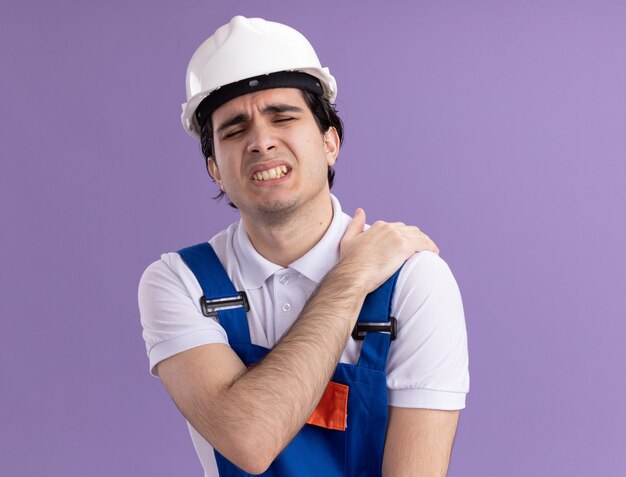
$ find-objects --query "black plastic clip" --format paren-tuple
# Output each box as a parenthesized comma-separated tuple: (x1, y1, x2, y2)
(352, 317, 397, 341)
(200, 292, 250, 318)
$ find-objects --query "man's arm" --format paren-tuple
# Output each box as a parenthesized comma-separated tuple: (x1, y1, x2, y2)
(156, 213, 437, 474)
(158, 264, 365, 474)
(382, 407, 460, 477)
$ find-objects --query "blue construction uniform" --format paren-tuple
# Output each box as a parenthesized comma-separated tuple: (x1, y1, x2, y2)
(179, 242, 402, 476)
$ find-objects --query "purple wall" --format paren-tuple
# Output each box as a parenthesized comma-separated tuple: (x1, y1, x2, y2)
(2, 1, 625, 475)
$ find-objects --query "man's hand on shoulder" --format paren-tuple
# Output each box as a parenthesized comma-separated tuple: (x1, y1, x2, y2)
(339, 208, 440, 293)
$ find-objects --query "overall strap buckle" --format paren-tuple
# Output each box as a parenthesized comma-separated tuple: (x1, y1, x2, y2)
(200, 292, 250, 318)
(352, 317, 397, 341)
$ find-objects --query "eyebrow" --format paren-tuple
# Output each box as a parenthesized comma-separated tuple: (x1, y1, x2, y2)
(216, 103, 304, 134)
(216, 113, 249, 134)
(263, 103, 304, 115)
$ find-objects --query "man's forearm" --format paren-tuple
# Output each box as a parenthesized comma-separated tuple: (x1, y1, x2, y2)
(191, 262, 368, 469)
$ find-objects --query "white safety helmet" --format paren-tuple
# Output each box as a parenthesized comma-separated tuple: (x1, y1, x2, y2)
(181, 15, 338, 140)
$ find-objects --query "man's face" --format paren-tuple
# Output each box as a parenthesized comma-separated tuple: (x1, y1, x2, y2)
(208, 88, 339, 222)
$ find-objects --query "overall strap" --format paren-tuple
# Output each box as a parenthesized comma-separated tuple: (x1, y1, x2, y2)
(356, 267, 403, 371)
(177, 242, 251, 345)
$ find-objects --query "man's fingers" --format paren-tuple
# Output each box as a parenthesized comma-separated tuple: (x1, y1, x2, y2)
(409, 228, 440, 255)
(343, 208, 366, 240)
(391, 225, 439, 255)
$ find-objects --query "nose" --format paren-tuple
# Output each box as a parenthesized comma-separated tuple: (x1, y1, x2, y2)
(246, 121, 277, 155)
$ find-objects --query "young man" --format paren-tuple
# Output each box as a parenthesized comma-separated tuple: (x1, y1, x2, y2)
(139, 16, 469, 477)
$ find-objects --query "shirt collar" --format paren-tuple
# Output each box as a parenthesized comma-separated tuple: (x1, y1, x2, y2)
(233, 194, 349, 289)
(234, 219, 283, 289)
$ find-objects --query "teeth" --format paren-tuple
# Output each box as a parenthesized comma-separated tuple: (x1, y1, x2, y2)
(253, 165, 288, 181)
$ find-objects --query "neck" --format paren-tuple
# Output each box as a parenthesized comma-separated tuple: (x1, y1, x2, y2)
(241, 194, 334, 267)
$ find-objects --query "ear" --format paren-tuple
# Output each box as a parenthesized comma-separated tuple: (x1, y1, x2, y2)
(323, 127, 340, 167)
(207, 158, 220, 180)
(207, 158, 223, 189)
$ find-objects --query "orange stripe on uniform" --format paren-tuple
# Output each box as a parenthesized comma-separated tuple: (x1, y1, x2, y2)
(306, 381, 349, 431)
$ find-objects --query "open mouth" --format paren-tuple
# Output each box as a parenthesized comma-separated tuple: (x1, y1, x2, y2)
(252, 165, 289, 182)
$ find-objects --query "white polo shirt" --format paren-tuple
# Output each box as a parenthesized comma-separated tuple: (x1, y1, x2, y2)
(139, 194, 469, 476)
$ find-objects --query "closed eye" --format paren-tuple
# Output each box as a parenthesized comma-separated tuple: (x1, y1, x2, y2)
(273, 117, 295, 123)
(223, 129, 245, 139)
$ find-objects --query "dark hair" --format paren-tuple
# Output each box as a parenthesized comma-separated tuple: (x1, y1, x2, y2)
(200, 90, 344, 208)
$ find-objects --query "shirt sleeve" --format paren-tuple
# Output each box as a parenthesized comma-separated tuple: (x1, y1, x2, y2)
(138, 253, 229, 377)
(386, 251, 469, 410)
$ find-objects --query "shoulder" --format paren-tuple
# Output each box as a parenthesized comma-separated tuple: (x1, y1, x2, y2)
(137, 252, 205, 339)
(394, 252, 462, 309)
(138, 223, 240, 337)
(391, 251, 465, 350)
(138, 222, 239, 291)
(403, 250, 456, 279)
(138, 251, 202, 301)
